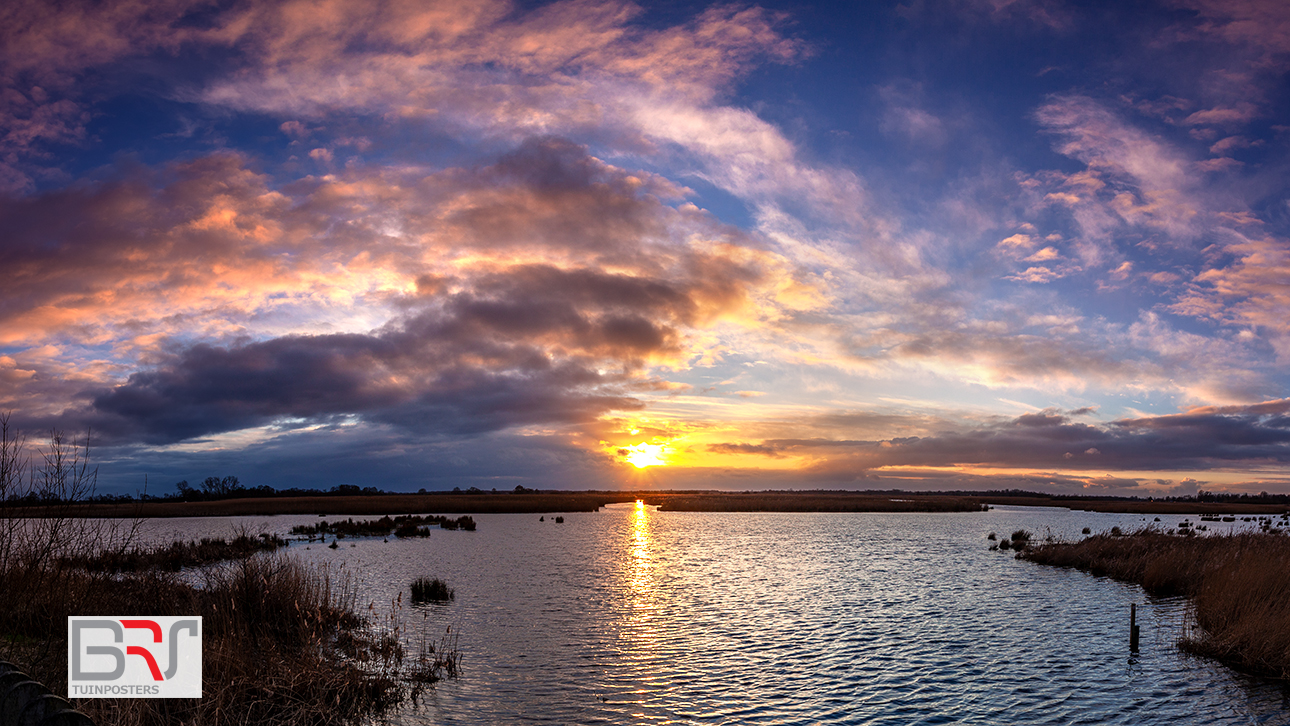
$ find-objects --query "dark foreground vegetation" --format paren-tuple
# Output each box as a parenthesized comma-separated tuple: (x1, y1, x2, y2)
(0, 418, 456, 725)
(1020, 529, 1290, 680)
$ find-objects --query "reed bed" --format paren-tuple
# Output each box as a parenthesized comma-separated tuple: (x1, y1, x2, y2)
(56, 533, 287, 572)
(1021, 529, 1290, 679)
(0, 553, 423, 725)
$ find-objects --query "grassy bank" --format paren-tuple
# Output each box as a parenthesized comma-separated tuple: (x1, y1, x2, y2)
(1020, 529, 1290, 679)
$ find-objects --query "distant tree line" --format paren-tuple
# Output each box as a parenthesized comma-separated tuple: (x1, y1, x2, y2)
(3, 479, 549, 506)
(162, 479, 391, 503)
(1, 478, 392, 506)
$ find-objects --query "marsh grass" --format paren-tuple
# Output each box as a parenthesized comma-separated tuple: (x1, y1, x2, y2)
(0, 551, 420, 726)
(410, 577, 454, 603)
(406, 620, 461, 702)
(1021, 528, 1290, 679)
(291, 514, 476, 539)
(57, 532, 287, 572)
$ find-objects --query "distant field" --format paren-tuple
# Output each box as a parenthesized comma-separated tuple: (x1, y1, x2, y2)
(12, 490, 1289, 518)
(991, 496, 1290, 515)
(32, 492, 638, 518)
(653, 492, 986, 512)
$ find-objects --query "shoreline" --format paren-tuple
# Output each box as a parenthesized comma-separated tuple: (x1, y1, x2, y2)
(12, 490, 1288, 518)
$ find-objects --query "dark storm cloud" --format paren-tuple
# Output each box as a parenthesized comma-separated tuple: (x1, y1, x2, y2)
(89, 319, 646, 444)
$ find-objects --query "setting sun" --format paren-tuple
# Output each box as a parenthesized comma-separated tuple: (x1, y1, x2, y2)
(622, 443, 669, 468)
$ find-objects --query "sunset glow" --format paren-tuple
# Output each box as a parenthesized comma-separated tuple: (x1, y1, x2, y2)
(622, 444, 669, 469)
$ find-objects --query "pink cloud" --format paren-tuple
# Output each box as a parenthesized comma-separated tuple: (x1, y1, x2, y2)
(1173, 234, 1290, 349)
(1196, 157, 1244, 172)
(1209, 135, 1254, 154)
(1173, 0, 1290, 57)
(1183, 104, 1260, 126)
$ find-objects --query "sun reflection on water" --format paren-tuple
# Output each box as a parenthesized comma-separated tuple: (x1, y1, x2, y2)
(627, 500, 654, 607)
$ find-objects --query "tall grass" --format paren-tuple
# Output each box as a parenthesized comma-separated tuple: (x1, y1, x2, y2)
(1, 555, 409, 726)
(3, 547, 461, 725)
(1021, 528, 1290, 679)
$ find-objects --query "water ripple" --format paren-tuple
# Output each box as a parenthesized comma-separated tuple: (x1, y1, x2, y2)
(127, 505, 1290, 725)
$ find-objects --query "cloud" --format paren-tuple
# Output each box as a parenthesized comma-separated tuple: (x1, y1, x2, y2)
(703, 399, 1290, 478)
(1209, 135, 1255, 154)
(197, 0, 800, 119)
(1183, 104, 1259, 127)
(1171, 232, 1290, 354)
(1, 138, 819, 446)
(1174, 0, 1290, 59)
(1036, 95, 1201, 241)
(1196, 157, 1244, 172)
(0, 0, 209, 191)
(88, 327, 645, 443)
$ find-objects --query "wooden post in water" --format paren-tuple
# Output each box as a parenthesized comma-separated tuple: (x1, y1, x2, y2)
(1130, 603, 1140, 652)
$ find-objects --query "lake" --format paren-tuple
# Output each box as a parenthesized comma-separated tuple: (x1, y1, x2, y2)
(129, 503, 1290, 725)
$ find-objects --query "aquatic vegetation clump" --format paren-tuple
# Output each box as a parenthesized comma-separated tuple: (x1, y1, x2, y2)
(410, 577, 455, 603)
(292, 514, 476, 539)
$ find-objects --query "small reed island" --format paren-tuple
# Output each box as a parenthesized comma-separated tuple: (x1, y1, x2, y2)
(1017, 522, 1290, 680)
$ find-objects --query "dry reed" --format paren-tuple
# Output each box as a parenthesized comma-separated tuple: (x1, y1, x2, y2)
(1021, 528, 1290, 679)
(0, 554, 419, 725)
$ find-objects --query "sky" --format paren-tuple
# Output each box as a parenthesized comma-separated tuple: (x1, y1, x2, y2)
(2, 0, 1290, 496)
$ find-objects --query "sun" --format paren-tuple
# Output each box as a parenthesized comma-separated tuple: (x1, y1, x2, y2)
(622, 442, 668, 468)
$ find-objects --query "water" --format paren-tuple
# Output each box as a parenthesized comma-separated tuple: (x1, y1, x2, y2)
(127, 504, 1290, 724)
